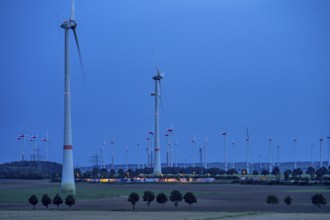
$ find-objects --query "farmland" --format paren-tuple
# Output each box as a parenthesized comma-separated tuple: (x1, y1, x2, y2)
(0, 179, 329, 219)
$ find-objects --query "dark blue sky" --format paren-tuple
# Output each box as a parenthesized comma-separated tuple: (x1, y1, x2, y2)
(1, 0, 329, 167)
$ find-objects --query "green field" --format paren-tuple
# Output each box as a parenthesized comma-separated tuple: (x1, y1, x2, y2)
(1, 179, 330, 214)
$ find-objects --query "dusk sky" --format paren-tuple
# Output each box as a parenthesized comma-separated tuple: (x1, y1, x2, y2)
(1, 0, 329, 167)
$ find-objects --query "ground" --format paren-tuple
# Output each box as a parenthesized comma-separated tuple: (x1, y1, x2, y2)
(0, 179, 329, 219)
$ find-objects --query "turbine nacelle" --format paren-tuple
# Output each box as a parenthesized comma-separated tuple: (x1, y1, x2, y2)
(61, 20, 77, 30)
(153, 70, 163, 80)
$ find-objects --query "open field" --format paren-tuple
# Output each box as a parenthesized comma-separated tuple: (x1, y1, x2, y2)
(0, 211, 330, 220)
(0, 179, 329, 219)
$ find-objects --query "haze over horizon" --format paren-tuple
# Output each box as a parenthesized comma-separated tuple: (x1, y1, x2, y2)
(1, 0, 329, 167)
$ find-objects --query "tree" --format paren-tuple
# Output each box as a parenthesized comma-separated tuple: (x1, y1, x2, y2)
(284, 196, 292, 206)
(156, 192, 168, 207)
(142, 191, 155, 206)
(183, 192, 197, 206)
(261, 169, 269, 176)
(266, 195, 279, 210)
(100, 168, 108, 178)
(109, 169, 116, 178)
(306, 167, 316, 179)
(128, 192, 140, 210)
(284, 169, 292, 180)
(53, 194, 63, 208)
(272, 167, 280, 176)
(82, 170, 91, 179)
(227, 168, 238, 176)
(316, 167, 328, 182)
(91, 167, 100, 178)
(74, 168, 82, 179)
(65, 195, 75, 208)
(28, 194, 38, 210)
(117, 169, 125, 178)
(169, 190, 183, 208)
(292, 168, 303, 179)
(311, 194, 327, 208)
(41, 194, 52, 209)
(253, 170, 259, 175)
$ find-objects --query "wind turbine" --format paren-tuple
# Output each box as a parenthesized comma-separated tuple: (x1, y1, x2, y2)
(17, 133, 26, 161)
(277, 145, 280, 168)
(41, 132, 49, 161)
(245, 128, 250, 174)
(268, 138, 272, 172)
(320, 138, 323, 167)
(164, 133, 169, 167)
(293, 139, 297, 169)
(167, 128, 174, 167)
(151, 69, 163, 175)
(204, 137, 208, 169)
(221, 130, 227, 171)
(327, 135, 330, 167)
(60, 0, 84, 194)
(190, 136, 196, 167)
(231, 141, 235, 169)
(109, 138, 115, 170)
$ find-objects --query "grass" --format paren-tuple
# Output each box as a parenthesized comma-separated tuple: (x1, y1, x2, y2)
(284, 189, 330, 193)
(0, 182, 205, 203)
(191, 212, 258, 220)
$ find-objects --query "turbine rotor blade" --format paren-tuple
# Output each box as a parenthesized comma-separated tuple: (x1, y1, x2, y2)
(72, 28, 85, 81)
(158, 81, 165, 113)
(70, 0, 76, 21)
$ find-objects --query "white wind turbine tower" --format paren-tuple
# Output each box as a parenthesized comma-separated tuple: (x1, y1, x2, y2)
(231, 141, 235, 169)
(204, 137, 208, 169)
(167, 128, 174, 167)
(293, 139, 297, 169)
(190, 136, 196, 167)
(277, 145, 280, 168)
(41, 132, 49, 161)
(268, 138, 272, 172)
(110, 138, 115, 170)
(60, 0, 84, 194)
(245, 128, 250, 174)
(320, 138, 323, 167)
(327, 135, 330, 167)
(221, 130, 227, 171)
(151, 69, 163, 175)
(17, 133, 26, 161)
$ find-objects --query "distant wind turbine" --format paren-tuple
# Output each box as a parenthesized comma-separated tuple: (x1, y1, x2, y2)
(204, 137, 208, 169)
(245, 128, 250, 174)
(41, 132, 49, 161)
(60, 0, 84, 194)
(327, 135, 330, 167)
(190, 136, 196, 167)
(268, 138, 272, 172)
(167, 128, 174, 167)
(293, 139, 297, 169)
(320, 138, 323, 167)
(277, 145, 280, 168)
(151, 69, 163, 175)
(109, 138, 115, 170)
(17, 133, 26, 161)
(221, 130, 227, 171)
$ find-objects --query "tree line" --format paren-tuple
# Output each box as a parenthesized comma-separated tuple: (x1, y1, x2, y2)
(128, 190, 197, 210)
(266, 193, 327, 209)
(28, 194, 75, 209)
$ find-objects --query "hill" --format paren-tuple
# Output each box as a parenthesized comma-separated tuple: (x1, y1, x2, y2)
(0, 161, 62, 179)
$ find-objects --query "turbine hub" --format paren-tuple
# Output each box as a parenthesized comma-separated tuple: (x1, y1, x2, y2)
(61, 20, 77, 30)
(153, 74, 163, 80)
